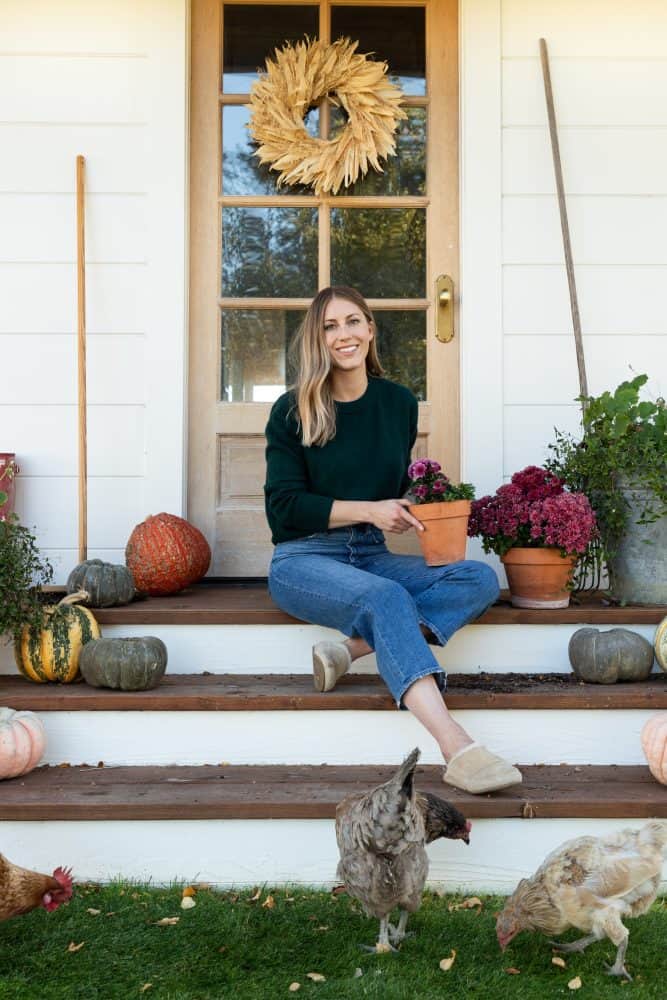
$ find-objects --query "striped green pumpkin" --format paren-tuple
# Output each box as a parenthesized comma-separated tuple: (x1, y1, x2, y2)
(14, 591, 100, 683)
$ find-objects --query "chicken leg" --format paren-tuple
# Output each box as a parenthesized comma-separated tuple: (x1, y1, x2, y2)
(549, 934, 597, 953)
(388, 910, 414, 945)
(602, 918, 632, 981)
(360, 916, 397, 954)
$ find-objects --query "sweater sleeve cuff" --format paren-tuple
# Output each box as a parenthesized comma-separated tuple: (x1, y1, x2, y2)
(293, 494, 335, 533)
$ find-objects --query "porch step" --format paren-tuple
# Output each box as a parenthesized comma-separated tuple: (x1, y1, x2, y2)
(1, 673, 664, 767)
(2, 763, 666, 821)
(2, 672, 666, 712)
(89, 584, 665, 627)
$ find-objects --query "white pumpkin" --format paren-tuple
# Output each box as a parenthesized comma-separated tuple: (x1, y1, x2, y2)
(641, 713, 667, 785)
(0, 707, 46, 779)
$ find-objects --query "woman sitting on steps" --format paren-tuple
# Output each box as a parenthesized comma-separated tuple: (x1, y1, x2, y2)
(263, 285, 521, 796)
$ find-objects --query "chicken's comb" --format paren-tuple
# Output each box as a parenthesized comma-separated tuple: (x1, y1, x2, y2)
(53, 866, 74, 893)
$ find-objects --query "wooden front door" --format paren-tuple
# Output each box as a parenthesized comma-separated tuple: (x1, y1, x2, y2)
(189, 0, 459, 576)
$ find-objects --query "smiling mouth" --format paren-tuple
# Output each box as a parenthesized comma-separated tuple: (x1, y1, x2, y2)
(335, 344, 359, 356)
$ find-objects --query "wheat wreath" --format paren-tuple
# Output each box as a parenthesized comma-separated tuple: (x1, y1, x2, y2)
(247, 37, 406, 196)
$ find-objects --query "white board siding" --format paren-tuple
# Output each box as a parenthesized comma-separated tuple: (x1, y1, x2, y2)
(0, 263, 148, 334)
(503, 197, 667, 267)
(505, 336, 667, 407)
(0, 623, 657, 677)
(0, 194, 148, 262)
(1, 0, 187, 583)
(0, 55, 148, 123)
(2, 817, 663, 893)
(27, 708, 657, 768)
(502, 59, 667, 128)
(0, 124, 149, 194)
(3, 405, 144, 478)
(498, 1, 667, 475)
(503, 128, 667, 197)
(503, 265, 667, 337)
(502, 0, 667, 58)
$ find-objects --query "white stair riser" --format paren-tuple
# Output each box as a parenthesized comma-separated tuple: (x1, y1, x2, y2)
(0, 623, 659, 676)
(37, 709, 655, 767)
(3, 817, 665, 894)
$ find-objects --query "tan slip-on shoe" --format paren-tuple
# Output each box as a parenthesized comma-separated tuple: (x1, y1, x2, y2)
(442, 743, 523, 795)
(312, 641, 352, 693)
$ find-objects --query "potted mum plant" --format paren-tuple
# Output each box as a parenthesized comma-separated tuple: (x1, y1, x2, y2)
(468, 465, 597, 608)
(547, 374, 666, 605)
(406, 459, 475, 565)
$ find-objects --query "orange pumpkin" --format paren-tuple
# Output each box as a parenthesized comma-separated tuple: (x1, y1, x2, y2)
(0, 707, 46, 779)
(641, 713, 667, 785)
(125, 513, 211, 595)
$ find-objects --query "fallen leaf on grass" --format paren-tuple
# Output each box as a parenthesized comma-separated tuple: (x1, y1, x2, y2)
(439, 949, 457, 971)
(182, 886, 196, 897)
(248, 887, 262, 903)
(315, 925, 329, 932)
(105, 912, 117, 917)
(86, 908, 101, 916)
(288, 984, 301, 993)
(505, 967, 521, 975)
(67, 941, 85, 953)
(331, 885, 347, 896)
(139, 986, 153, 994)
(262, 895, 275, 909)
(306, 972, 326, 982)
(552, 956, 567, 968)
(180, 896, 196, 910)
(448, 896, 483, 913)
(153, 917, 180, 926)
(568, 976, 582, 990)
(353, 968, 363, 978)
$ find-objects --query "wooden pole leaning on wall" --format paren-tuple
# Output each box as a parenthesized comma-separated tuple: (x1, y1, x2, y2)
(539, 38, 589, 405)
(76, 154, 88, 562)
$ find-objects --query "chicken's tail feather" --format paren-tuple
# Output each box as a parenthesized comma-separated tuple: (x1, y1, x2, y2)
(393, 746, 421, 798)
(639, 819, 667, 855)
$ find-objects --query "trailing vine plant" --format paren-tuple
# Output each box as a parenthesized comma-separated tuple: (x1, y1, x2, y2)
(546, 373, 667, 593)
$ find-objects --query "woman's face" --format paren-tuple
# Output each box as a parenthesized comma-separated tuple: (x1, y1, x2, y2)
(322, 296, 373, 372)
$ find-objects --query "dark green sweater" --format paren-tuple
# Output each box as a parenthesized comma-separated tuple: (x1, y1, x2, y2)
(264, 377, 418, 543)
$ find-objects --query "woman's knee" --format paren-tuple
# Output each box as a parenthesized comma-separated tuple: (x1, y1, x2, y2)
(467, 560, 500, 604)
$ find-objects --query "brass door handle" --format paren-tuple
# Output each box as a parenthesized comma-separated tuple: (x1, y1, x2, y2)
(435, 274, 454, 343)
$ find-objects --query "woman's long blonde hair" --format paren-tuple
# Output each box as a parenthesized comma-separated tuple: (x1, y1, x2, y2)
(290, 286, 384, 447)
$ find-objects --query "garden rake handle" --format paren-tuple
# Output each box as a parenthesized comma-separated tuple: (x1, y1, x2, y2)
(76, 155, 87, 562)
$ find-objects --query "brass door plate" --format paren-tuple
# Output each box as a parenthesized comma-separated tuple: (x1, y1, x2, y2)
(435, 274, 454, 343)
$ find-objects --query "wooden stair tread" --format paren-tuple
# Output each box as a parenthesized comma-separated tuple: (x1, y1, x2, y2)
(2, 672, 666, 711)
(78, 583, 666, 626)
(2, 764, 665, 820)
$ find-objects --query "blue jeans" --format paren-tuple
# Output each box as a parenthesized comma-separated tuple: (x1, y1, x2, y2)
(268, 523, 500, 707)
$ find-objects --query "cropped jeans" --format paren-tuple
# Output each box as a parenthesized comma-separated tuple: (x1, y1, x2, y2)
(268, 524, 500, 707)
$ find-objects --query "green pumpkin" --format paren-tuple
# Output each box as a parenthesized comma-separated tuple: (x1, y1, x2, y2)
(66, 559, 135, 608)
(569, 627, 655, 684)
(79, 637, 167, 690)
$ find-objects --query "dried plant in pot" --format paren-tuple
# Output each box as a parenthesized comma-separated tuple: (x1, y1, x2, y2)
(0, 454, 19, 520)
(547, 374, 667, 604)
(468, 466, 597, 609)
(405, 459, 475, 566)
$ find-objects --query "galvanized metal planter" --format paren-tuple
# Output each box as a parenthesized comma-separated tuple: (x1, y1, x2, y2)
(609, 481, 667, 605)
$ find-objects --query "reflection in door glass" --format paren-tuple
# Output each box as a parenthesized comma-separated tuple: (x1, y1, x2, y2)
(222, 105, 320, 196)
(222, 208, 318, 297)
(329, 107, 426, 196)
(331, 208, 426, 299)
(374, 311, 426, 401)
(221, 310, 305, 402)
(330, 6, 426, 96)
(222, 4, 319, 92)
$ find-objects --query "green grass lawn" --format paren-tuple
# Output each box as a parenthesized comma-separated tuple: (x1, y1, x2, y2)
(1, 884, 666, 999)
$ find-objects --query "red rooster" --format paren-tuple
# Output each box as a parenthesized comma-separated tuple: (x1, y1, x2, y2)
(0, 852, 73, 921)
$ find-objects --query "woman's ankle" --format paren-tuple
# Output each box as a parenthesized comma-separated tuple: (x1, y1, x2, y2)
(344, 637, 373, 662)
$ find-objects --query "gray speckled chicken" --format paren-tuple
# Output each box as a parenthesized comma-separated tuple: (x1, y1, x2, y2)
(335, 747, 471, 952)
(496, 820, 667, 981)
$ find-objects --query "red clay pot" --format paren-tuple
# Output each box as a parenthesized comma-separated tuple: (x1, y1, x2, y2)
(501, 547, 577, 609)
(0, 453, 18, 519)
(408, 499, 471, 566)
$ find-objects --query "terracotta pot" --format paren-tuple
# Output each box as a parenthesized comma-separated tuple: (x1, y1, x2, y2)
(408, 500, 471, 566)
(0, 453, 18, 519)
(501, 547, 577, 609)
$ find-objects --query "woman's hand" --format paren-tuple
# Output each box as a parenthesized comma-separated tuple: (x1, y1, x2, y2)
(368, 499, 424, 534)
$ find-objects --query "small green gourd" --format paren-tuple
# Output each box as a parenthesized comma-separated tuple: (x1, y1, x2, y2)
(79, 637, 167, 691)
